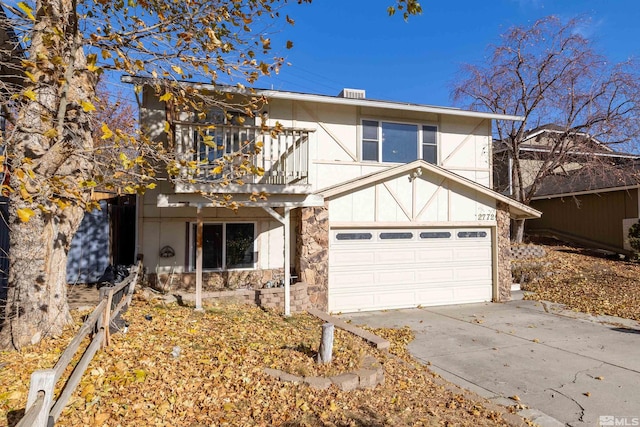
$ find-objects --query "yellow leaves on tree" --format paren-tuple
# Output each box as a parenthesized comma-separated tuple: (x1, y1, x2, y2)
(22, 89, 36, 101)
(100, 123, 113, 140)
(16, 208, 35, 223)
(159, 92, 173, 102)
(81, 100, 96, 112)
(17, 2, 35, 21)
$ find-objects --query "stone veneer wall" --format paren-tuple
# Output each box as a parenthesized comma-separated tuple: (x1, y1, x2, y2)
(256, 282, 311, 313)
(147, 269, 283, 293)
(171, 282, 311, 313)
(496, 201, 512, 302)
(296, 205, 329, 311)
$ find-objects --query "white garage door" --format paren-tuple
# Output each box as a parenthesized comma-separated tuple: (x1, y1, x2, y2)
(328, 228, 493, 312)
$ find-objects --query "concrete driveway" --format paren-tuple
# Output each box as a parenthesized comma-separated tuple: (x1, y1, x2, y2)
(341, 293, 640, 427)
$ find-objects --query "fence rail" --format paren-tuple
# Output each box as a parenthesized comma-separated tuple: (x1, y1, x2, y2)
(15, 262, 142, 427)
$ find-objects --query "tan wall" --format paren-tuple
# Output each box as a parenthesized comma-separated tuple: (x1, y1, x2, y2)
(139, 181, 291, 275)
(137, 89, 494, 192)
(517, 159, 585, 191)
(328, 171, 497, 225)
(528, 189, 639, 250)
(261, 99, 493, 191)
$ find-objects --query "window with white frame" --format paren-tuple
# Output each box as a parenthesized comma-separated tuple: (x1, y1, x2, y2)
(190, 222, 256, 270)
(362, 120, 437, 164)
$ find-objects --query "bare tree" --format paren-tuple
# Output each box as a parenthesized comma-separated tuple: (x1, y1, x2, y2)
(0, 0, 422, 350)
(453, 16, 640, 242)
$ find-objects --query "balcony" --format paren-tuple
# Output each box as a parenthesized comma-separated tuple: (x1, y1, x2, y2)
(172, 121, 312, 193)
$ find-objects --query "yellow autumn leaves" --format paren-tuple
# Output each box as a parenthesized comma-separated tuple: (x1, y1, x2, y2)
(522, 243, 640, 321)
(1, 298, 514, 427)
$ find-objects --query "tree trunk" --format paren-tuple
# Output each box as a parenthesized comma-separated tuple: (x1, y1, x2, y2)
(512, 219, 526, 243)
(0, 0, 96, 350)
(0, 205, 84, 350)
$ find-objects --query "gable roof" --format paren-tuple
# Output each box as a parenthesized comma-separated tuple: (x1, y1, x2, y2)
(121, 75, 524, 122)
(319, 160, 541, 220)
(523, 123, 601, 142)
(494, 123, 639, 160)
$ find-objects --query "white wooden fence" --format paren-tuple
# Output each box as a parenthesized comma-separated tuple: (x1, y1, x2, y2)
(15, 263, 142, 427)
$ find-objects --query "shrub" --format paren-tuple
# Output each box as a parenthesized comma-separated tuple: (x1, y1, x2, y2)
(628, 220, 640, 257)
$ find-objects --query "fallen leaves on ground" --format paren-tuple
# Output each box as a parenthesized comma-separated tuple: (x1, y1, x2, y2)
(1, 301, 514, 427)
(521, 242, 640, 321)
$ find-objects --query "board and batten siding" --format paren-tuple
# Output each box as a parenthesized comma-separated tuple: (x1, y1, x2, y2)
(139, 182, 288, 275)
(262, 99, 493, 192)
(528, 189, 639, 251)
(328, 172, 498, 225)
(138, 90, 494, 194)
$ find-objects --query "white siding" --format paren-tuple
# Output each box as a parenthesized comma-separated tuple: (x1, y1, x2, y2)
(262, 99, 494, 192)
(140, 184, 286, 274)
(328, 169, 497, 225)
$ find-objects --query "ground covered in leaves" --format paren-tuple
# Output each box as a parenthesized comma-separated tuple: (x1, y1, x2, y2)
(519, 242, 640, 321)
(0, 300, 516, 427)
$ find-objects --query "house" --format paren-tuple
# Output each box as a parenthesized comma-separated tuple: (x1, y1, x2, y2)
(493, 123, 638, 196)
(493, 124, 640, 254)
(527, 163, 640, 254)
(126, 77, 540, 313)
(66, 194, 138, 284)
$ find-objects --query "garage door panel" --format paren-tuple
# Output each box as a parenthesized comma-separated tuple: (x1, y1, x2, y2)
(330, 251, 376, 266)
(374, 250, 416, 263)
(377, 270, 415, 284)
(331, 271, 375, 286)
(454, 247, 492, 260)
(329, 227, 492, 312)
(416, 249, 455, 262)
(414, 269, 455, 281)
(455, 266, 492, 281)
(374, 290, 418, 308)
(415, 288, 456, 305)
(453, 285, 492, 302)
(331, 293, 376, 312)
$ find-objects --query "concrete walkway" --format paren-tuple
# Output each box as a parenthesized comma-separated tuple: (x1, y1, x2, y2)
(342, 294, 640, 427)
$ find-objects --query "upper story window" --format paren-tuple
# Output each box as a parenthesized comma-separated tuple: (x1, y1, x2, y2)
(362, 120, 437, 164)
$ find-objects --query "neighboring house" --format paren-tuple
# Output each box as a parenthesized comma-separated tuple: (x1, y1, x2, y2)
(493, 123, 638, 195)
(127, 77, 540, 313)
(493, 124, 640, 253)
(527, 163, 640, 254)
(66, 195, 137, 284)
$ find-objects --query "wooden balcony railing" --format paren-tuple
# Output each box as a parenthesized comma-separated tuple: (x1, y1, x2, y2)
(173, 122, 312, 187)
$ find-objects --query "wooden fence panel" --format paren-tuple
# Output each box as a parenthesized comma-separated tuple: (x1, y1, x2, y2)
(14, 262, 142, 427)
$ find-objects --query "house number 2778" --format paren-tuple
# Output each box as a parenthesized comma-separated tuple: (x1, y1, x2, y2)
(477, 213, 496, 221)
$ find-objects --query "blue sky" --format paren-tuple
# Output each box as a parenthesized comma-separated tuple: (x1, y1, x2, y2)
(257, 0, 640, 108)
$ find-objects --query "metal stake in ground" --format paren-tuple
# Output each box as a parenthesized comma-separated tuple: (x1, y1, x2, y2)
(317, 323, 334, 364)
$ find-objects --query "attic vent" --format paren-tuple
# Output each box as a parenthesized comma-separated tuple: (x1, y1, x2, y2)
(338, 88, 366, 99)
